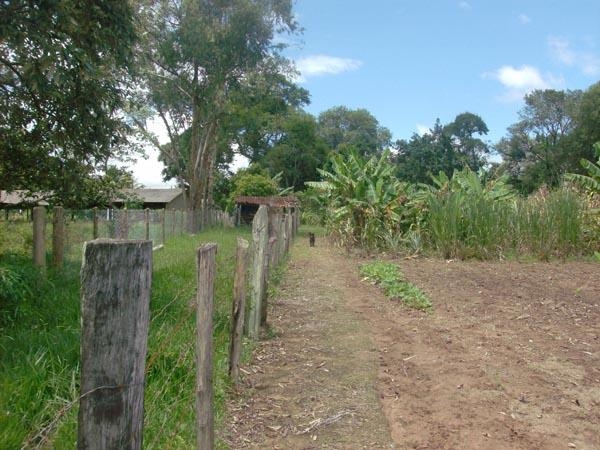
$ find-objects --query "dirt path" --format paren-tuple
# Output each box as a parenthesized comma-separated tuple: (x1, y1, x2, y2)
(223, 237, 600, 450)
(222, 239, 394, 449)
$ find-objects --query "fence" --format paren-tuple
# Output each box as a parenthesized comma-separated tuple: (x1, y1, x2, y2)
(0, 206, 233, 269)
(77, 204, 298, 449)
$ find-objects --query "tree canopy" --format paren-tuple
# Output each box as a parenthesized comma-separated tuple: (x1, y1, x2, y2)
(317, 106, 392, 157)
(0, 0, 137, 206)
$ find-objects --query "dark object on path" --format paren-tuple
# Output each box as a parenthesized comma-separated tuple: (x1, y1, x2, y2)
(309, 233, 315, 247)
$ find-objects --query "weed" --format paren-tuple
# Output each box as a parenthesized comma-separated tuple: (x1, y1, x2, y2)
(360, 261, 432, 310)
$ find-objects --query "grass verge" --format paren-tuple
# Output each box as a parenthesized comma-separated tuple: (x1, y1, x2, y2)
(0, 226, 252, 449)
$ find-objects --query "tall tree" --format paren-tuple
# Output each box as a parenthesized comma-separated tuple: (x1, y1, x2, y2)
(139, 0, 298, 228)
(317, 106, 391, 157)
(444, 112, 489, 171)
(498, 89, 582, 192)
(0, 0, 137, 205)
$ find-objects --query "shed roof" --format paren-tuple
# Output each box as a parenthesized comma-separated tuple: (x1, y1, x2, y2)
(235, 196, 299, 208)
(0, 190, 49, 206)
(113, 188, 185, 204)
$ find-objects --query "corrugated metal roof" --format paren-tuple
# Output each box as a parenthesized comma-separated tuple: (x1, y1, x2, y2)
(235, 196, 299, 207)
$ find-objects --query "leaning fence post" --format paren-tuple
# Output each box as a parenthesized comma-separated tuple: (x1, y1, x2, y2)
(32, 206, 46, 269)
(52, 206, 65, 269)
(247, 205, 269, 340)
(78, 239, 152, 450)
(228, 238, 249, 387)
(196, 243, 217, 450)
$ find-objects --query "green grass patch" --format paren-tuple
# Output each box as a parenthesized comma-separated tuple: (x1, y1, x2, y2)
(360, 261, 432, 310)
(0, 226, 254, 449)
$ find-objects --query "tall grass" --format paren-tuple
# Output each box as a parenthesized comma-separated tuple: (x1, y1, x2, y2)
(424, 187, 587, 260)
(0, 226, 252, 449)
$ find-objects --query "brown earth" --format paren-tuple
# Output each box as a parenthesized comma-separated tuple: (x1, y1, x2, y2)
(222, 237, 600, 449)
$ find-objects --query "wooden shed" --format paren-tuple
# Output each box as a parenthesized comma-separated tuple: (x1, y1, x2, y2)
(234, 196, 299, 225)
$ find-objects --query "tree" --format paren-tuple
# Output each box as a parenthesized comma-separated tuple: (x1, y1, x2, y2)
(139, 0, 298, 229)
(0, 0, 137, 204)
(317, 106, 391, 157)
(444, 112, 489, 171)
(260, 111, 329, 191)
(498, 89, 582, 193)
(394, 119, 462, 184)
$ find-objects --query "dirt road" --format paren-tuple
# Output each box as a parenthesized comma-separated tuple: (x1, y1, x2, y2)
(223, 236, 600, 449)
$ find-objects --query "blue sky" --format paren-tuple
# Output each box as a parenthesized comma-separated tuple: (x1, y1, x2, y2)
(133, 0, 600, 187)
(287, 0, 600, 143)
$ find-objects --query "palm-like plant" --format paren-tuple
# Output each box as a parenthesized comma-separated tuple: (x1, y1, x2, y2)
(312, 149, 407, 250)
(565, 142, 600, 197)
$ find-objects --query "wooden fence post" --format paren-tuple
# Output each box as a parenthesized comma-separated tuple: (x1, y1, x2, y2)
(196, 243, 217, 450)
(78, 240, 152, 450)
(52, 206, 65, 269)
(247, 205, 269, 340)
(92, 207, 99, 239)
(228, 238, 249, 387)
(145, 208, 150, 240)
(260, 236, 277, 326)
(162, 209, 166, 245)
(32, 206, 46, 269)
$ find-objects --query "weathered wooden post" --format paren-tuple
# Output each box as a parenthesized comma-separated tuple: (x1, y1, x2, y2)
(260, 236, 277, 326)
(144, 208, 150, 240)
(228, 238, 249, 386)
(247, 205, 269, 340)
(52, 206, 65, 269)
(78, 240, 152, 450)
(32, 206, 46, 269)
(92, 207, 99, 239)
(162, 209, 166, 245)
(196, 243, 217, 450)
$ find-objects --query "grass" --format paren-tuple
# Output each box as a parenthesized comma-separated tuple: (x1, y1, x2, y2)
(0, 226, 253, 449)
(359, 261, 432, 310)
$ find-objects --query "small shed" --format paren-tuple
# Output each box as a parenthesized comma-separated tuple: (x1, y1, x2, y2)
(0, 190, 49, 219)
(112, 188, 188, 210)
(234, 195, 299, 225)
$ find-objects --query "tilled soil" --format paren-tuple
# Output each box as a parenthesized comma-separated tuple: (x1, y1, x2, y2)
(222, 238, 600, 450)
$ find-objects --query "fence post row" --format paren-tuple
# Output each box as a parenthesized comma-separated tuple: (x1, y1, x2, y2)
(228, 238, 249, 386)
(78, 240, 152, 450)
(195, 243, 218, 450)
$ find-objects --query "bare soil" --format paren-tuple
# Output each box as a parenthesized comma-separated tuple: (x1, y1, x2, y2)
(222, 238, 600, 449)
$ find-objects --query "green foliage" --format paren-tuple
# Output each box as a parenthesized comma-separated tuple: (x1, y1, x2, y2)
(415, 168, 588, 259)
(316, 149, 409, 250)
(359, 261, 431, 310)
(0, 228, 253, 448)
(317, 106, 392, 157)
(260, 111, 329, 191)
(565, 142, 600, 195)
(0, 0, 137, 203)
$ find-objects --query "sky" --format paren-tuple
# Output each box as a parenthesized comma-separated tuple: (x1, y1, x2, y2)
(131, 0, 600, 187)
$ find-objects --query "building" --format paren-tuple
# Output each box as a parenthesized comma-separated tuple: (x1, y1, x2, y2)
(111, 188, 188, 210)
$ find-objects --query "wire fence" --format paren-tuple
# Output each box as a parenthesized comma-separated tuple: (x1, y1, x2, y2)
(0, 207, 234, 264)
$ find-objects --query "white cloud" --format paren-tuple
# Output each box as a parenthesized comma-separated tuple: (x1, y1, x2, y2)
(483, 65, 562, 102)
(548, 36, 600, 76)
(517, 13, 531, 25)
(294, 54, 362, 82)
(458, 1, 470, 10)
